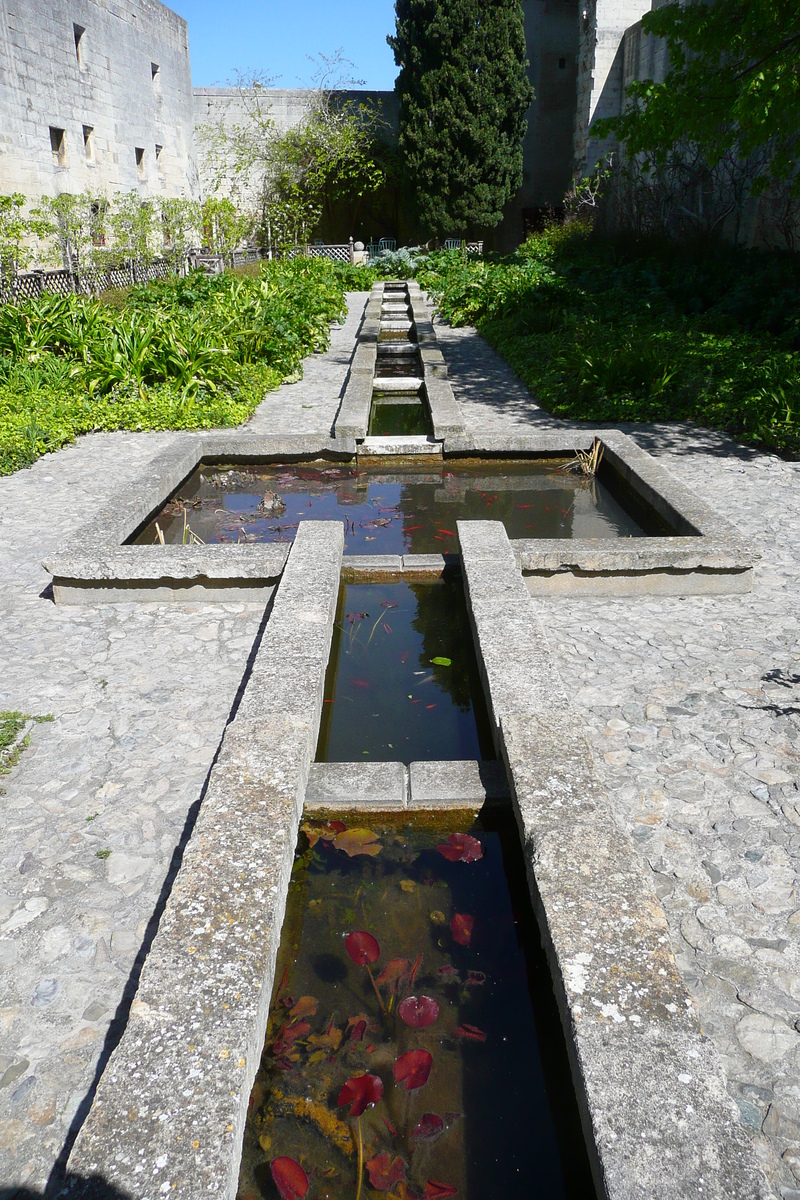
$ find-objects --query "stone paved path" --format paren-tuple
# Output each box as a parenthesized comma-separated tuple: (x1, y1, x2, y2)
(1, 296, 799, 1198)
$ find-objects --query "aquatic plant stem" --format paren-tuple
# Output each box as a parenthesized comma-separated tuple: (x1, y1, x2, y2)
(365, 962, 388, 1016)
(355, 1115, 364, 1200)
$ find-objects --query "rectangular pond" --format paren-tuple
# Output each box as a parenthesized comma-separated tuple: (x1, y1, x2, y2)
(316, 579, 495, 764)
(237, 809, 596, 1200)
(132, 457, 665, 554)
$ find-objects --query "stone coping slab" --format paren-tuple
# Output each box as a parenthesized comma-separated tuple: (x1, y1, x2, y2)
(44, 427, 756, 603)
(304, 760, 509, 810)
(65, 522, 344, 1199)
(409, 759, 510, 807)
(458, 519, 770, 1200)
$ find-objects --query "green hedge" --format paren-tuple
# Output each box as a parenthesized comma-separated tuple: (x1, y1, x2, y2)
(417, 228, 800, 456)
(0, 258, 377, 476)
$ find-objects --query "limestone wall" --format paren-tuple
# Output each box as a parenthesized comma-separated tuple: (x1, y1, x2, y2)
(0, 0, 198, 201)
(193, 87, 399, 213)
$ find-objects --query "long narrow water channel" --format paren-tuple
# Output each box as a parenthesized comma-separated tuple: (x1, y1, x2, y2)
(316, 578, 495, 764)
(237, 810, 596, 1200)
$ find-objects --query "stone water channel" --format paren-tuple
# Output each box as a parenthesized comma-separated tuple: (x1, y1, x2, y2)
(0, 283, 794, 1199)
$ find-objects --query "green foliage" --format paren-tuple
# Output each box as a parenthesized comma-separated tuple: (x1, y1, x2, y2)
(593, 0, 800, 193)
(389, 0, 532, 236)
(420, 225, 800, 455)
(201, 196, 254, 254)
(0, 194, 32, 281)
(0, 258, 352, 475)
(198, 57, 386, 251)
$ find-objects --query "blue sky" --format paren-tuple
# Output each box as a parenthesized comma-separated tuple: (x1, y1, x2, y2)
(174, 0, 399, 90)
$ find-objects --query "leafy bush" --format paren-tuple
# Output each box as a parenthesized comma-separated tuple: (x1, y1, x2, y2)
(0, 258, 351, 474)
(419, 226, 800, 455)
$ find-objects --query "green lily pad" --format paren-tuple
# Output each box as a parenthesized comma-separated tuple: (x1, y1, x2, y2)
(431, 656, 452, 667)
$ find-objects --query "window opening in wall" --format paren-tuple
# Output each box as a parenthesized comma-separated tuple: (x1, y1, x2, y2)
(83, 125, 94, 162)
(151, 62, 161, 95)
(559, 57, 567, 69)
(73, 24, 85, 67)
(50, 126, 67, 168)
(155, 143, 163, 170)
(135, 146, 145, 178)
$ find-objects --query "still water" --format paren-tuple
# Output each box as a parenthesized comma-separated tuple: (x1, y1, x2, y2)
(134, 458, 650, 553)
(237, 810, 596, 1200)
(317, 580, 494, 764)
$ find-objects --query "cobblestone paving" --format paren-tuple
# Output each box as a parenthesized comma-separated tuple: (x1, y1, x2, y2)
(1, 297, 798, 1197)
(244, 291, 367, 435)
(443, 322, 800, 1199)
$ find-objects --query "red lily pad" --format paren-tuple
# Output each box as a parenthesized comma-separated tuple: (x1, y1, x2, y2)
(345, 931, 380, 965)
(366, 1152, 406, 1192)
(375, 957, 410, 992)
(398, 995, 440, 1028)
(269, 1157, 309, 1200)
(453, 1024, 486, 1042)
(338, 1072, 384, 1117)
(465, 970, 486, 987)
(450, 913, 474, 947)
(410, 1113, 444, 1141)
(349, 1018, 367, 1042)
(436, 833, 484, 863)
(393, 1049, 433, 1091)
(437, 965, 460, 981)
(333, 828, 382, 857)
(423, 1182, 457, 1198)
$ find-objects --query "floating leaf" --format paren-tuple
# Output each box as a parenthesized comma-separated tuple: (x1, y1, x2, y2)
(423, 1181, 457, 1198)
(289, 996, 318, 1020)
(411, 1113, 444, 1142)
(436, 833, 484, 863)
(453, 1024, 486, 1042)
(273, 1020, 311, 1056)
(375, 958, 410, 992)
(400, 880, 416, 893)
(431, 656, 452, 666)
(349, 1018, 367, 1043)
(450, 913, 474, 947)
(269, 1157, 309, 1200)
(394, 1049, 433, 1091)
(366, 1153, 406, 1192)
(437, 965, 460, 981)
(308, 1025, 342, 1053)
(398, 995, 440, 1029)
(346, 931, 380, 965)
(466, 970, 486, 987)
(338, 1072, 384, 1117)
(430, 910, 446, 925)
(334, 829, 382, 858)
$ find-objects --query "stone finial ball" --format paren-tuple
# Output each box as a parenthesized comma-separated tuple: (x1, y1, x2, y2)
(354, 241, 365, 251)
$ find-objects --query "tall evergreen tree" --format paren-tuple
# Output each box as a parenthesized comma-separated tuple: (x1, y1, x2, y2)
(388, 0, 532, 237)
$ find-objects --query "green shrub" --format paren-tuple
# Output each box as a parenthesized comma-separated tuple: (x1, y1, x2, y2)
(419, 226, 800, 456)
(0, 257, 351, 475)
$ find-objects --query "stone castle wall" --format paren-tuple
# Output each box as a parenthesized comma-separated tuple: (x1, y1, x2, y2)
(0, 0, 198, 201)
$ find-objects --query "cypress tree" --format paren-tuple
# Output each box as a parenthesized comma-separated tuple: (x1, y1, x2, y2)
(388, 0, 532, 238)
